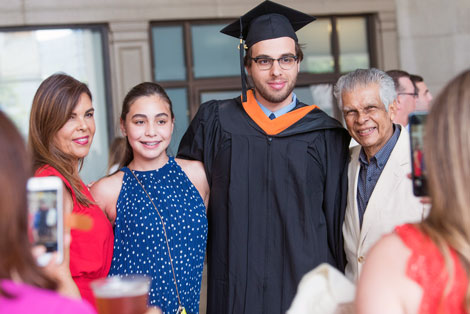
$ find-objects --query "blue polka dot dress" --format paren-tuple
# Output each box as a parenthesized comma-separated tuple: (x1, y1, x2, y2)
(109, 157, 208, 314)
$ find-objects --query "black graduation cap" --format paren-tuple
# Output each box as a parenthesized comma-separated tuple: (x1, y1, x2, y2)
(221, 0, 316, 48)
(220, 1, 316, 101)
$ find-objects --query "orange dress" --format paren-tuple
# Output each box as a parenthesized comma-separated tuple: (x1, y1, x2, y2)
(395, 224, 468, 314)
(35, 165, 114, 309)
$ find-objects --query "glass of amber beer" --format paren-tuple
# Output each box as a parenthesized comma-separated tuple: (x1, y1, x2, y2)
(91, 275, 151, 314)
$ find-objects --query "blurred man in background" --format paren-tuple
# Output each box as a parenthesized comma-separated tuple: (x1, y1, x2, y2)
(387, 70, 417, 127)
(411, 74, 433, 111)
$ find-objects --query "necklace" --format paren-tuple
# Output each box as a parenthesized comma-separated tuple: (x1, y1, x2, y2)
(130, 169, 187, 314)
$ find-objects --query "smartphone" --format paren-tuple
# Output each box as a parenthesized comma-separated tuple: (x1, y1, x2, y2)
(409, 112, 428, 196)
(27, 176, 64, 266)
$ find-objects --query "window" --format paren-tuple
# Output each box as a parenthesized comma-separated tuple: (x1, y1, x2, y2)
(0, 25, 112, 183)
(150, 14, 376, 145)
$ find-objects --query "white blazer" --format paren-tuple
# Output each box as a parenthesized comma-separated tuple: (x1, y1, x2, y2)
(343, 126, 427, 282)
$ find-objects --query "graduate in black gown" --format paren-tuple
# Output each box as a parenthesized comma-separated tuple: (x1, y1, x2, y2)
(178, 1, 350, 313)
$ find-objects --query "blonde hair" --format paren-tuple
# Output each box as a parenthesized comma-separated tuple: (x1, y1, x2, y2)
(421, 69, 470, 311)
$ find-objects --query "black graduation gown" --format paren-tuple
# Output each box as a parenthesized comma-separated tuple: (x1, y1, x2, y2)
(177, 94, 350, 314)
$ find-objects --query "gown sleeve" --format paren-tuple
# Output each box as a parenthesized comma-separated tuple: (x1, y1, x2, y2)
(177, 100, 223, 185)
(310, 128, 350, 271)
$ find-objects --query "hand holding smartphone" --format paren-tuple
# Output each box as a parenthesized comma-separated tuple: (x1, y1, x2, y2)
(27, 176, 64, 266)
(409, 112, 428, 196)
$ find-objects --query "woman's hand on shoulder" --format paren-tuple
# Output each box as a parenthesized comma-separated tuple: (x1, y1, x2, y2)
(175, 158, 210, 208)
(89, 172, 124, 224)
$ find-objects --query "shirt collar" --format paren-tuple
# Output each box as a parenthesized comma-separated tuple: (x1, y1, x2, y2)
(359, 124, 401, 168)
(256, 93, 297, 119)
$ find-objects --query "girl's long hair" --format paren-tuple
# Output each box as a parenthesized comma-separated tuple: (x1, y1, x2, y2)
(421, 69, 470, 311)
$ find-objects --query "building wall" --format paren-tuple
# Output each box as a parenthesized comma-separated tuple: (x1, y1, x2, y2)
(394, 0, 470, 96)
(0, 0, 399, 129)
(3, 1, 468, 312)
(3, 0, 469, 109)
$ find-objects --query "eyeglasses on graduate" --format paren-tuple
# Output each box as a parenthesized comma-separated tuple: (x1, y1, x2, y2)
(250, 55, 299, 70)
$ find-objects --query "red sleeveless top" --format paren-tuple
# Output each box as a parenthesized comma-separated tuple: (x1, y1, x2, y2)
(35, 165, 114, 309)
(395, 224, 468, 314)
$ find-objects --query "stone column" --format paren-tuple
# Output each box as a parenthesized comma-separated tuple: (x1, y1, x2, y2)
(108, 21, 152, 132)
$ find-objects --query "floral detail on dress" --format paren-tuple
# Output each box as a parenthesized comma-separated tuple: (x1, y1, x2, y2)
(395, 224, 468, 314)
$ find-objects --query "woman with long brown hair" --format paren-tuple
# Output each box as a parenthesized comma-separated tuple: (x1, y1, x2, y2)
(28, 73, 114, 309)
(0, 111, 95, 313)
(356, 70, 470, 313)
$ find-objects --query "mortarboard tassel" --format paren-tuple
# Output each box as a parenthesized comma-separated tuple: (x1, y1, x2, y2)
(239, 17, 247, 103)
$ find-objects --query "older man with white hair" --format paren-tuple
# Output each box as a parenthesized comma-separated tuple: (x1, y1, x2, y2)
(334, 68, 427, 282)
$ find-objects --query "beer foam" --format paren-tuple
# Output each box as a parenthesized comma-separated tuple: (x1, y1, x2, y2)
(91, 276, 150, 298)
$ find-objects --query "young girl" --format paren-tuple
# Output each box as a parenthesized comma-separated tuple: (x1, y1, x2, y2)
(91, 82, 209, 314)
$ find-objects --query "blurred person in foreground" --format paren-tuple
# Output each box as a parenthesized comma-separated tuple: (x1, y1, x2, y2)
(0, 111, 95, 314)
(28, 73, 114, 309)
(410, 74, 433, 111)
(356, 69, 470, 314)
(334, 68, 426, 282)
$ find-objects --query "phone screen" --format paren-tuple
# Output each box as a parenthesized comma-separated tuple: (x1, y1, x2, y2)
(409, 112, 428, 196)
(27, 189, 59, 252)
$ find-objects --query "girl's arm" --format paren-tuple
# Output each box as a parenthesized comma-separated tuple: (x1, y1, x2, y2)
(90, 172, 124, 225)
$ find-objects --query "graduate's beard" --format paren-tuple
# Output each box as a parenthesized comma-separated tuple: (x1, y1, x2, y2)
(251, 76, 297, 105)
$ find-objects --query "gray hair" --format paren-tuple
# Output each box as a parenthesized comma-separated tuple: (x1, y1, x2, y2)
(333, 68, 397, 110)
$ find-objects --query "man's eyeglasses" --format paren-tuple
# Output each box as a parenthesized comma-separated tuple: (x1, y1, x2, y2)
(398, 92, 418, 98)
(250, 55, 298, 70)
